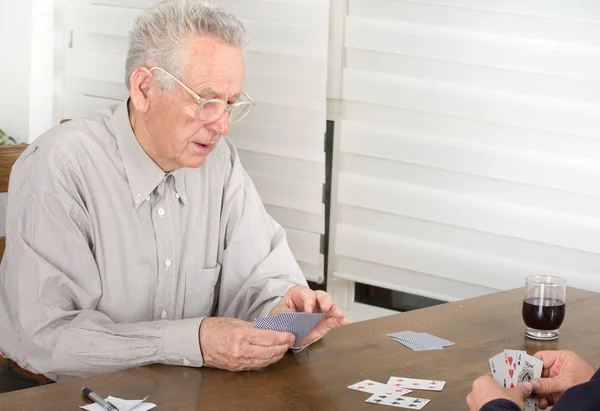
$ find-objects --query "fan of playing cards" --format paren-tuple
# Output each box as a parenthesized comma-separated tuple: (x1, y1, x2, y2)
(489, 349, 543, 411)
(347, 376, 446, 409)
(254, 312, 324, 345)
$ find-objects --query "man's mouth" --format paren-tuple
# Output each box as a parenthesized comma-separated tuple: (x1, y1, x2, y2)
(193, 142, 212, 153)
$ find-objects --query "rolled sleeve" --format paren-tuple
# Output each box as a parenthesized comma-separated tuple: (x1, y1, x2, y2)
(480, 399, 521, 411)
(163, 318, 205, 367)
(258, 297, 283, 319)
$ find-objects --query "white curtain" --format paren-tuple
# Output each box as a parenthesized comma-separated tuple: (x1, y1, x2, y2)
(333, 0, 600, 301)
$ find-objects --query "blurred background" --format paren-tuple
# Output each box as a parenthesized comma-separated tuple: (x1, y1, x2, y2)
(1, 0, 600, 322)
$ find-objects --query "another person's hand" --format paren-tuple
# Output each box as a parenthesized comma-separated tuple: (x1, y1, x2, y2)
(199, 317, 295, 371)
(269, 286, 349, 346)
(467, 374, 532, 411)
(532, 350, 596, 409)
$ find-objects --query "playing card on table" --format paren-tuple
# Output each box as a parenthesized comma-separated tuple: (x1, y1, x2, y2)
(392, 338, 443, 352)
(347, 380, 413, 396)
(365, 393, 430, 409)
(347, 380, 390, 394)
(387, 377, 445, 391)
(387, 331, 454, 350)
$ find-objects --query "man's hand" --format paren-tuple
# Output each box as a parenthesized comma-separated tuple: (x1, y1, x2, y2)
(532, 350, 596, 409)
(268, 286, 349, 346)
(199, 317, 295, 371)
(467, 374, 532, 411)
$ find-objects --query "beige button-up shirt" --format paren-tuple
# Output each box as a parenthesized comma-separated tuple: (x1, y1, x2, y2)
(0, 101, 307, 381)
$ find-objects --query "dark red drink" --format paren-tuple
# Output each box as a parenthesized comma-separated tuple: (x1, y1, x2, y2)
(522, 298, 565, 330)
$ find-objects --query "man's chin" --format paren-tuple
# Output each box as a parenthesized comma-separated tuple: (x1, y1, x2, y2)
(184, 155, 208, 168)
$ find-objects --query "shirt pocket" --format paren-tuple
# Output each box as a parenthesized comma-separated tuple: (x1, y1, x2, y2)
(183, 264, 221, 318)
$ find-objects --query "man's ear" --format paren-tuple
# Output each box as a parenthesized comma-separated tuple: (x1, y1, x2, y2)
(129, 67, 154, 113)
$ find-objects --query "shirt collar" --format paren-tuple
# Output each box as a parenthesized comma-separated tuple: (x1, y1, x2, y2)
(112, 100, 189, 208)
(172, 168, 189, 205)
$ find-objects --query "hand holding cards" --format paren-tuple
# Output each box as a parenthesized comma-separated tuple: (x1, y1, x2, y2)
(489, 349, 543, 411)
(255, 312, 324, 345)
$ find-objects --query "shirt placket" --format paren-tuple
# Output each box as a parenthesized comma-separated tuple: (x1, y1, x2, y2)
(151, 174, 177, 321)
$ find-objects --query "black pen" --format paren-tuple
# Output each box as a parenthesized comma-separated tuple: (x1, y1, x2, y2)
(82, 386, 120, 411)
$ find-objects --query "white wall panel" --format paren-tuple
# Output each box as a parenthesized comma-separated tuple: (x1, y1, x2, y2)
(334, 0, 600, 300)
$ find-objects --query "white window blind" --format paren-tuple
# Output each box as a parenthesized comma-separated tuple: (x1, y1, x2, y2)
(58, 0, 328, 283)
(333, 0, 600, 301)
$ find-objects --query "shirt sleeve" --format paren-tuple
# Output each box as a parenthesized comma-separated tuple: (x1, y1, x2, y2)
(215, 154, 308, 321)
(550, 368, 600, 411)
(2, 171, 203, 380)
(480, 399, 521, 411)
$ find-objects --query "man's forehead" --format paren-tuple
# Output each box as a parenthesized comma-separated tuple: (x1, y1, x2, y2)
(182, 36, 245, 99)
(193, 83, 242, 100)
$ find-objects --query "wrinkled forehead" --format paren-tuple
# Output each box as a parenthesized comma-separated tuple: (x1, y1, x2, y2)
(181, 35, 245, 100)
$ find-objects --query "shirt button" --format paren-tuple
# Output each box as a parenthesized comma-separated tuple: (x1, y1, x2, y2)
(182, 358, 191, 366)
(160, 310, 167, 319)
(158, 208, 165, 216)
(146, 196, 150, 202)
(175, 193, 180, 199)
(164, 259, 172, 267)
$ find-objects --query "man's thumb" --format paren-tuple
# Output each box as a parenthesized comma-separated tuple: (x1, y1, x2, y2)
(532, 376, 567, 395)
(516, 381, 533, 399)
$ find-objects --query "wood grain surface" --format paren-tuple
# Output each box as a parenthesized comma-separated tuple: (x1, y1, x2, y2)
(1, 287, 599, 410)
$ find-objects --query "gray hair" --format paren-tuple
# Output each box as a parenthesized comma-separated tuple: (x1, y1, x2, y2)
(125, 0, 248, 90)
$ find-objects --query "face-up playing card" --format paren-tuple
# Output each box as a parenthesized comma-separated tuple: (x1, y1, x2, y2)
(502, 350, 520, 388)
(347, 380, 390, 394)
(518, 354, 543, 411)
(365, 393, 431, 409)
(489, 350, 543, 411)
(347, 380, 413, 396)
(387, 377, 446, 391)
(490, 353, 509, 388)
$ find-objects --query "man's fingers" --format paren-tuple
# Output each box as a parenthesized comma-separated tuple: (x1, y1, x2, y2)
(534, 351, 559, 370)
(295, 315, 348, 346)
(516, 382, 533, 399)
(301, 289, 317, 312)
(287, 286, 317, 312)
(248, 342, 292, 361)
(538, 397, 550, 410)
(247, 328, 295, 346)
(532, 376, 568, 396)
(314, 290, 334, 312)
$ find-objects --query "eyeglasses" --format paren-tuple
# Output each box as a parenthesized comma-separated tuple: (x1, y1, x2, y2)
(150, 67, 254, 125)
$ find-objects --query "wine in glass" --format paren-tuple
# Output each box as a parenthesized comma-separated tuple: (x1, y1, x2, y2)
(522, 275, 566, 340)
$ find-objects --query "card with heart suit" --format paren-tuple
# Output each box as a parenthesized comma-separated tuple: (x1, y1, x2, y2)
(489, 350, 543, 411)
(504, 350, 520, 388)
(386, 377, 446, 391)
(365, 393, 431, 409)
(347, 379, 413, 396)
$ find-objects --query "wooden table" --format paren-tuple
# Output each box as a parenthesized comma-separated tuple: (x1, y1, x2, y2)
(1, 287, 599, 410)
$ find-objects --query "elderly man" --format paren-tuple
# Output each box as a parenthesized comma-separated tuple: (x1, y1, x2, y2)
(0, 0, 347, 389)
